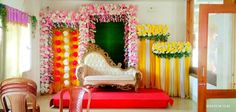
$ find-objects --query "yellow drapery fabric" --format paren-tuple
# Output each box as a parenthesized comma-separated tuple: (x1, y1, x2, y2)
(174, 58, 180, 97)
(184, 57, 190, 98)
(155, 57, 161, 89)
(138, 40, 146, 88)
(165, 59, 170, 95)
(138, 40, 191, 98)
(150, 40, 156, 88)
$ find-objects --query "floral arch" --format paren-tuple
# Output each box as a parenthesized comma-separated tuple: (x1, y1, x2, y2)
(78, 4, 138, 67)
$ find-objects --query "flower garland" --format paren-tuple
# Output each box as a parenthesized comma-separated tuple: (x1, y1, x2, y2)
(78, 4, 138, 67)
(152, 42, 192, 58)
(52, 29, 79, 92)
(39, 9, 80, 94)
(136, 24, 170, 42)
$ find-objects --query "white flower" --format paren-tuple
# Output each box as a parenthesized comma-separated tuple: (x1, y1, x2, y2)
(91, 39, 95, 43)
(64, 73, 69, 79)
(64, 38, 69, 43)
(63, 31, 69, 36)
(44, 83, 49, 88)
(63, 59, 69, 65)
(64, 45, 69, 51)
(64, 52, 69, 57)
(64, 66, 70, 72)
(64, 80, 69, 86)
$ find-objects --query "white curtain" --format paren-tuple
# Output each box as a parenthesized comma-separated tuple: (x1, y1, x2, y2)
(4, 23, 31, 78)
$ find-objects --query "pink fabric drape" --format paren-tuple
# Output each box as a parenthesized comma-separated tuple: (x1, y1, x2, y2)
(6, 6, 29, 25)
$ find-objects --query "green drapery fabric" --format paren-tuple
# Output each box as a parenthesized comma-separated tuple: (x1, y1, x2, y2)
(95, 22, 125, 67)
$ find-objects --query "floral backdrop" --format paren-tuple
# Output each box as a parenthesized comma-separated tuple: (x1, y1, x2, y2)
(52, 29, 79, 93)
(39, 4, 138, 94)
(78, 4, 138, 67)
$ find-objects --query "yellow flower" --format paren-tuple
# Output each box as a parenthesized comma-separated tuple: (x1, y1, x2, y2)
(137, 31, 142, 36)
(152, 41, 192, 58)
(162, 25, 168, 35)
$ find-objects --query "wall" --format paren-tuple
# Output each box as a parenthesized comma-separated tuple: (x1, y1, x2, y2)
(41, 0, 186, 41)
(1, 0, 41, 93)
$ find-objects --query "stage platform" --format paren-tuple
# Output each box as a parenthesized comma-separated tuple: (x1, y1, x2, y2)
(50, 88, 174, 108)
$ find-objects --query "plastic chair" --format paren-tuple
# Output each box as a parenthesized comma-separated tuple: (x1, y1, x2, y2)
(59, 86, 92, 112)
(0, 78, 40, 112)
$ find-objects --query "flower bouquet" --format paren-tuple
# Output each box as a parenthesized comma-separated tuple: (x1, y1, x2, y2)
(136, 24, 170, 42)
(152, 41, 192, 58)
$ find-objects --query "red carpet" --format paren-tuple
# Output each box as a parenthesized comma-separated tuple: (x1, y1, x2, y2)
(50, 88, 174, 108)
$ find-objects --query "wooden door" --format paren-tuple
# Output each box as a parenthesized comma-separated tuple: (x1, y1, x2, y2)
(198, 4, 236, 112)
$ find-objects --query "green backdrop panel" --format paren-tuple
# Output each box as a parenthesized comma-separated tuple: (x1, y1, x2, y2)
(95, 22, 125, 67)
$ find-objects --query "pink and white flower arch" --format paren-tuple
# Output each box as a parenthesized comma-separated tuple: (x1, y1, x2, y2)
(78, 4, 138, 67)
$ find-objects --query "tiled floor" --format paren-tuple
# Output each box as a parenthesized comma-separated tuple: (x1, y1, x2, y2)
(37, 95, 197, 112)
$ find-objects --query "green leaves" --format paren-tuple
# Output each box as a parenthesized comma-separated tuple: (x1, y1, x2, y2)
(0, 3, 7, 28)
(138, 33, 170, 42)
(30, 16, 37, 30)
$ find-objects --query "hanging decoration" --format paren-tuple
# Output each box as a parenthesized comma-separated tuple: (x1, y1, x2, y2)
(0, 4, 7, 28)
(30, 16, 37, 38)
(39, 8, 80, 94)
(52, 29, 79, 93)
(78, 4, 138, 67)
(152, 42, 192, 58)
(6, 6, 29, 25)
(30, 16, 37, 30)
(136, 24, 170, 42)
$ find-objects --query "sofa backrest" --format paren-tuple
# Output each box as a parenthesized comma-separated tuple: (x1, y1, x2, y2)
(83, 51, 136, 76)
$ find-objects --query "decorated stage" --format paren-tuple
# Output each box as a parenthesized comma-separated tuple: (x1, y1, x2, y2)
(50, 88, 174, 108)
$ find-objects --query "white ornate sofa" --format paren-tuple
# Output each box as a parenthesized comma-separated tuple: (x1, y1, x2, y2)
(76, 44, 141, 91)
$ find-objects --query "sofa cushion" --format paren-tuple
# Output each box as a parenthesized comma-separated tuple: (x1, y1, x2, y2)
(84, 75, 134, 81)
(84, 75, 136, 86)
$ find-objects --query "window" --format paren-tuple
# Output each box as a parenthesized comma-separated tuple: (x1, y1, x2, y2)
(4, 23, 31, 78)
(20, 23, 31, 72)
(191, 0, 224, 67)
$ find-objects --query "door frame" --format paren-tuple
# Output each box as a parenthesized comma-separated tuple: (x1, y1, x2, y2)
(198, 4, 236, 112)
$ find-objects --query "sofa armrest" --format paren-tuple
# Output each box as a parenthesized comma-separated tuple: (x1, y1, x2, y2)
(132, 69, 142, 92)
(76, 64, 88, 85)
(134, 71, 142, 81)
